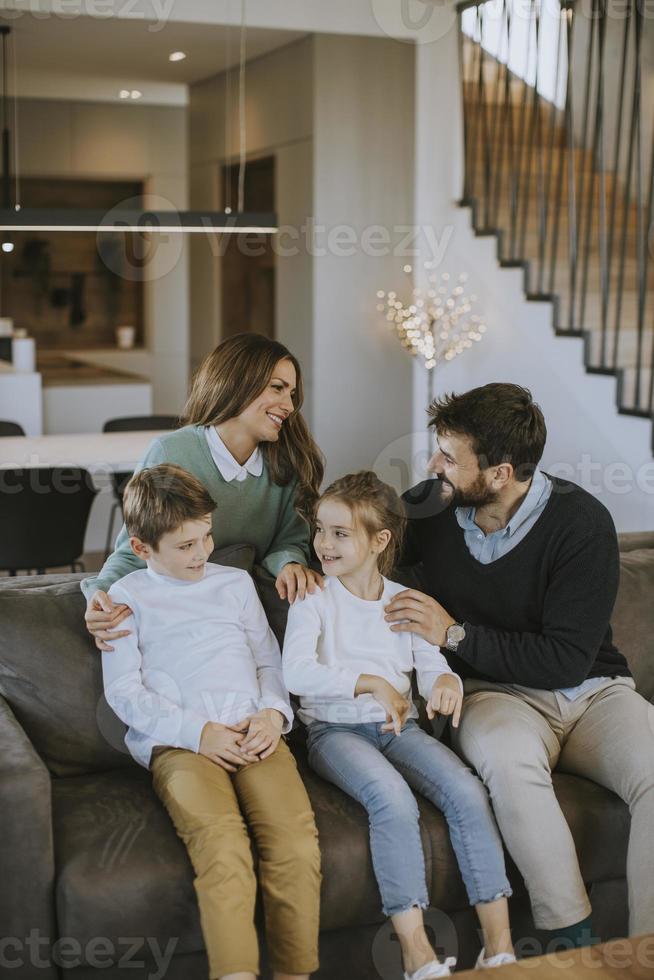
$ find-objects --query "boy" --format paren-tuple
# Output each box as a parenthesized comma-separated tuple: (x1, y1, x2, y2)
(102, 463, 320, 980)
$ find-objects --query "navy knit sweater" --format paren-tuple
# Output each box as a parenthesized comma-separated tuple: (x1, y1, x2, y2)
(401, 476, 631, 689)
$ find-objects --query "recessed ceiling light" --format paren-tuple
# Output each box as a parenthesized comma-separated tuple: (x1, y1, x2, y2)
(130, 90, 142, 100)
(169, 51, 186, 62)
(119, 89, 130, 99)
(1, 241, 14, 253)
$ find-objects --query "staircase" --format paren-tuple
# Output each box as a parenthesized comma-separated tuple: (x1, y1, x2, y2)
(457, 0, 654, 450)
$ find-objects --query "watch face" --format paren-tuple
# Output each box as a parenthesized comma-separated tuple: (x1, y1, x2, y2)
(448, 624, 466, 643)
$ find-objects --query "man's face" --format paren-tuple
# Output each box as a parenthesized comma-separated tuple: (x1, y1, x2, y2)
(427, 430, 498, 508)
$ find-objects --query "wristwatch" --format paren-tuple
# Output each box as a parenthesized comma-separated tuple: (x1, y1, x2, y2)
(445, 622, 466, 652)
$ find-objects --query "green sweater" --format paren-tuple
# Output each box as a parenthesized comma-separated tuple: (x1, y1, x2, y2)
(81, 425, 311, 600)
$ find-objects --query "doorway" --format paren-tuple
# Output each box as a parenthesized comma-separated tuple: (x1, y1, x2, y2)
(220, 155, 275, 340)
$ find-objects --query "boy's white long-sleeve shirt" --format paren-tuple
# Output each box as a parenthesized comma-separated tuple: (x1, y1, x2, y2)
(103, 563, 293, 768)
(282, 575, 461, 725)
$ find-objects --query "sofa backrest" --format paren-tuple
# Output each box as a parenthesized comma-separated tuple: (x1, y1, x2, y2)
(612, 533, 654, 702)
(0, 536, 652, 778)
(0, 544, 256, 777)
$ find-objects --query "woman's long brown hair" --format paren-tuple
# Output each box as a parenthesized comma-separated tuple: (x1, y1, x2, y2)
(183, 333, 324, 522)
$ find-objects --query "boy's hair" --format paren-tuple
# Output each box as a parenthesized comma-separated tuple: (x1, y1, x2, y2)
(318, 471, 406, 577)
(122, 464, 216, 549)
(428, 382, 547, 482)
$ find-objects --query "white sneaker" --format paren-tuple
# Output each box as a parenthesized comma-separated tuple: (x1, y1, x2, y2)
(475, 948, 517, 970)
(404, 956, 457, 980)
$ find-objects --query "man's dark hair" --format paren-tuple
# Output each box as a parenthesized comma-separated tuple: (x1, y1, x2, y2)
(428, 383, 547, 482)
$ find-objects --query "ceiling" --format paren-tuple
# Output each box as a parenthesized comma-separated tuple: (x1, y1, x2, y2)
(1, 13, 307, 102)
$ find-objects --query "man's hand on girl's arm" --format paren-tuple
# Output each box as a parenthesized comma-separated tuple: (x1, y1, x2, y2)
(384, 589, 455, 647)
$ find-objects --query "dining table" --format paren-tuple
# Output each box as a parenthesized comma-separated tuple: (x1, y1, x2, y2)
(0, 430, 171, 473)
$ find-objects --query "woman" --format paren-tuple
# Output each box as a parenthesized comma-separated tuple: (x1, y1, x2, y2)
(84, 333, 324, 651)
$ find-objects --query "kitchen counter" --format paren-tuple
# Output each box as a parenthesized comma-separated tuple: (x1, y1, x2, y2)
(37, 351, 148, 387)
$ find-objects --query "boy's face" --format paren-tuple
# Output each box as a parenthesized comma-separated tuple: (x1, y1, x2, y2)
(131, 515, 214, 582)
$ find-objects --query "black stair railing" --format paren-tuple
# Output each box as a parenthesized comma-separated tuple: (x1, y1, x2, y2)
(458, 0, 654, 423)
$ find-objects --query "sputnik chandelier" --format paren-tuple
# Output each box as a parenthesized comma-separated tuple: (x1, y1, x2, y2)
(377, 264, 487, 370)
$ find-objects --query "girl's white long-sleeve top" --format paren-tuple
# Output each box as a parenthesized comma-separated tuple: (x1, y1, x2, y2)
(282, 575, 461, 725)
(103, 563, 293, 768)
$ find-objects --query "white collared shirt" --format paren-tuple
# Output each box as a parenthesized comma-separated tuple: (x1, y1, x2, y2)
(455, 467, 553, 564)
(205, 426, 263, 483)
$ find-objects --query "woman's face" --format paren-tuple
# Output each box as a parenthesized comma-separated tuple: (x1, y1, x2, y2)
(238, 357, 297, 443)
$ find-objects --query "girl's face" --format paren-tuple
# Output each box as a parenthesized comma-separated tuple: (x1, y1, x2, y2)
(314, 498, 384, 578)
(237, 357, 297, 444)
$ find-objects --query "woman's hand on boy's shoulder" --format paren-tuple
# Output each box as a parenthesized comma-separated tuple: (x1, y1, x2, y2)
(427, 674, 463, 728)
(85, 590, 132, 652)
(275, 563, 325, 604)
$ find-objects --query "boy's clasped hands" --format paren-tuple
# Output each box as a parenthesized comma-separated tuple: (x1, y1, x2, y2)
(355, 673, 463, 736)
(199, 707, 286, 772)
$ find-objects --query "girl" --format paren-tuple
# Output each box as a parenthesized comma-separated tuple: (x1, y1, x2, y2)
(283, 472, 516, 979)
(83, 333, 325, 649)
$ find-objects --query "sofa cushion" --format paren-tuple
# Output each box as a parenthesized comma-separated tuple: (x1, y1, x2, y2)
(0, 544, 256, 778)
(611, 548, 654, 702)
(50, 734, 630, 965)
(52, 767, 204, 962)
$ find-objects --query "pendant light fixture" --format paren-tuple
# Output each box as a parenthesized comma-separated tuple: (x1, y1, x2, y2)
(0, 9, 276, 236)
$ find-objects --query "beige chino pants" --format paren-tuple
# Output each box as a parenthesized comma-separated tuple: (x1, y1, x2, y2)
(451, 677, 654, 933)
(152, 739, 321, 979)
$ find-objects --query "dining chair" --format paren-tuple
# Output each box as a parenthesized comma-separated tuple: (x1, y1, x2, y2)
(102, 415, 180, 558)
(0, 420, 25, 437)
(0, 467, 97, 575)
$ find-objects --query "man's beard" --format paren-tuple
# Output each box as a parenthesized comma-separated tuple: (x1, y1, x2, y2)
(439, 472, 498, 509)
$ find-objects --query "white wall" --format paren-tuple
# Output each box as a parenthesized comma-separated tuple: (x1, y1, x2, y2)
(0, 368, 42, 435)
(311, 34, 415, 481)
(12, 97, 190, 417)
(410, 29, 654, 533)
(190, 34, 417, 480)
(188, 37, 314, 395)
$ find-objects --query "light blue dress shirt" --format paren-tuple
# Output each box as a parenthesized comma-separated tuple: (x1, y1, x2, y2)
(455, 468, 607, 700)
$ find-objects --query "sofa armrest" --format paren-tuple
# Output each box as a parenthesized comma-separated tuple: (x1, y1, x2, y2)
(618, 531, 654, 553)
(0, 695, 58, 978)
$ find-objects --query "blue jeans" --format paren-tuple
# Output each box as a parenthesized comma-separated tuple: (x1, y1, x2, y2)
(307, 719, 511, 917)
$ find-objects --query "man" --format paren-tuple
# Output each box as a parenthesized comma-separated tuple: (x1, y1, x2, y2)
(385, 382, 654, 947)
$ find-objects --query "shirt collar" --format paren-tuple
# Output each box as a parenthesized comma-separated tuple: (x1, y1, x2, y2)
(205, 426, 263, 482)
(145, 566, 207, 586)
(456, 467, 550, 538)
